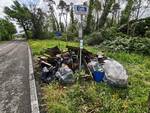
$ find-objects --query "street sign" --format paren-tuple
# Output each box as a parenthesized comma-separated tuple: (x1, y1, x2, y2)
(74, 5, 88, 15)
(74, 5, 88, 70)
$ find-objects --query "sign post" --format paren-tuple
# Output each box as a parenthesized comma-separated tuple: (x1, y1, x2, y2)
(74, 5, 88, 70)
(55, 31, 62, 49)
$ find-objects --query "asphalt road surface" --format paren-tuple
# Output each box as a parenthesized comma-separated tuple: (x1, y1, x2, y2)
(0, 41, 31, 113)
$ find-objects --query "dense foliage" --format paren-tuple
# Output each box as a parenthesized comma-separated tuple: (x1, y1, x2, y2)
(86, 28, 150, 55)
(0, 19, 16, 40)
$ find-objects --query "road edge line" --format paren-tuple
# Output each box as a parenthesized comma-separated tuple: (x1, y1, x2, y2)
(28, 44, 40, 113)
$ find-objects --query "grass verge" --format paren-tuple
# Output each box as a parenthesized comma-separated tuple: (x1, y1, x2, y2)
(29, 39, 150, 113)
(0, 41, 7, 44)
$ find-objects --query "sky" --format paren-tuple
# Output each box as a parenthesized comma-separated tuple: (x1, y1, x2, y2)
(0, 0, 87, 33)
(0, 0, 150, 18)
(0, 0, 149, 33)
(0, 0, 14, 18)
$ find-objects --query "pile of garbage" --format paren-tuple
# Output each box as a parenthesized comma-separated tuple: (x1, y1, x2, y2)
(38, 46, 128, 87)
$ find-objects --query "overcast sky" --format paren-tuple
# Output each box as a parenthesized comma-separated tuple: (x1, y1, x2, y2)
(0, 0, 150, 18)
(0, 0, 149, 33)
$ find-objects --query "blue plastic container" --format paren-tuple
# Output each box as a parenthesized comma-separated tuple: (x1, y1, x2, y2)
(93, 71, 105, 82)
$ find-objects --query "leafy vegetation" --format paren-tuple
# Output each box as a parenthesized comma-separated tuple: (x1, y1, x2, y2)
(85, 27, 150, 55)
(29, 40, 150, 113)
(0, 19, 16, 41)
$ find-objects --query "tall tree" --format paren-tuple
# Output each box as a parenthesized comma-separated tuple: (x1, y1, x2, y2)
(69, 2, 76, 33)
(99, 0, 115, 29)
(31, 8, 45, 38)
(120, 0, 134, 25)
(70, 2, 74, 25)
(4, 1, 32, 39)
(85, 0, 94, 34)
(93, 0, 102, 30)
(58, 0, 67, 32)
(46, 0, 59, 31)
(111, 3, 120, 25)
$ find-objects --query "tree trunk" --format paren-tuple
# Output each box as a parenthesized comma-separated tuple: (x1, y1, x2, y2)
(96, 11, 99, 30)
(52, 13, 59, 31)
(132, 0, 142, 36)
(20, 21, 29, 39)
(120, 0, 133, 25)
(85, 0, 94, 34)
(99, 0, 114, 29)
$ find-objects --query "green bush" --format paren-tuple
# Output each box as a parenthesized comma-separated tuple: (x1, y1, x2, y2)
(48, 104, 71, 113)
(86, 32, 104, 45)
(85, 27, 150, 55)
(86, 27, 119, 45)
(67, 32, 78, 41)
(145, 30, 150, 38)
(101, 37, 150, 55)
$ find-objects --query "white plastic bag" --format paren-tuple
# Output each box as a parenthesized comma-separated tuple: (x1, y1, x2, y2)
(55, 64, 75, 84)
(103, 59, 128, 87)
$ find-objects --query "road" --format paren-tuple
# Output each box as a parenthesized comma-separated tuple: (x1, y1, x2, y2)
(0, 41, 31, 113)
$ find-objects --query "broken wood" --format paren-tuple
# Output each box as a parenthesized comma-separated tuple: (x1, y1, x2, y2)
(66, 46, 97, 57)
(45, 46, 61, 57)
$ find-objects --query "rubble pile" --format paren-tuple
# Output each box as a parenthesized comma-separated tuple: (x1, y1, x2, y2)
(38, 46, 128, 87)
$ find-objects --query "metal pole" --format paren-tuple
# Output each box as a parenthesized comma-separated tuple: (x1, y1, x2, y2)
(79, 15, 83, 71)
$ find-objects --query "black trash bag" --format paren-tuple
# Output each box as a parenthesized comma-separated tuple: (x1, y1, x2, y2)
(41, 67, 55, 83)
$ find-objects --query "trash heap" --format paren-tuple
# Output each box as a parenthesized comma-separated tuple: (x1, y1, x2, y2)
(38, 46, 128, 87)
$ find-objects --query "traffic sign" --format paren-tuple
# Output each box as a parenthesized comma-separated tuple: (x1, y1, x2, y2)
(55, 31, 62, 37)
(74, 5, 88, 15)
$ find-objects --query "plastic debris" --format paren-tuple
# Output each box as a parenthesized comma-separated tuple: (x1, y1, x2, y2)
(88, 60, 105, 82)
(55, 64, 75, 84)
(103, 59, 128, 87)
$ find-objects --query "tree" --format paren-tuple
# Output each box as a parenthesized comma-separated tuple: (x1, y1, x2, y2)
(0, 19, 16, 40)
(98, 0, 115, 29)
(70, 2, 74, 25)
(45, 0, 59, 32)
(93, 0, 102, 30)
(111, 3, 120, 25)
(57, 0, 67, 32)
(85, 0, 94, 34)
(31, 8, 45, 38)
(69, 2, 76, 33)
(4, 1, 32, 39)
(120, 0, 134, 25)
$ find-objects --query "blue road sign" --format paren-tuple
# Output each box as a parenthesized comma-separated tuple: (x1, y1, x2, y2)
(74, 5, 88, 15)
(55, 32, 62, 38)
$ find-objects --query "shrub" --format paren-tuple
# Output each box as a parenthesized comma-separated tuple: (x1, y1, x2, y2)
(67, 32, 78, 41)
(85, 27, 150, 55)
(86, 32, 104, 45)
(86, 27, 119, 45)
(48, 104, 71, 113)
(145, 30, 150, 38)
(101, 37, 150, 55)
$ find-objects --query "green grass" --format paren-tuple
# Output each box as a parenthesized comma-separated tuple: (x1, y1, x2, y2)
(0, 41, 7, 44)
(28, 39, 150, 113)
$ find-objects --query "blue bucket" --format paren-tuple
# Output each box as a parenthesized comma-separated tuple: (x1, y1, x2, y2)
(93, 71, 105, 82)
